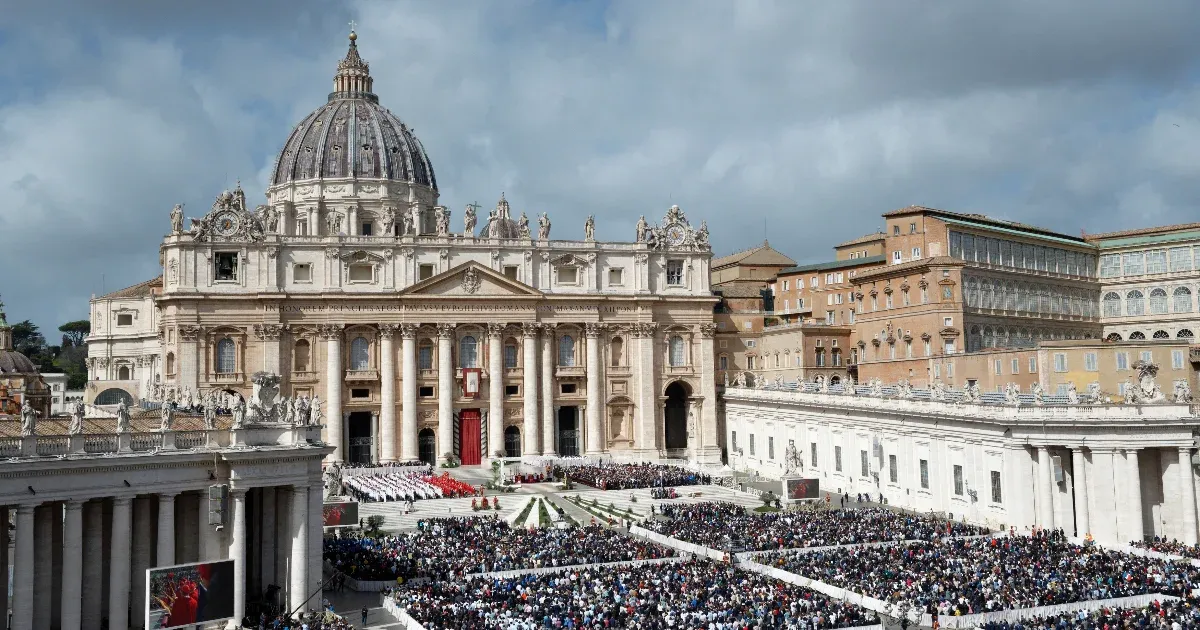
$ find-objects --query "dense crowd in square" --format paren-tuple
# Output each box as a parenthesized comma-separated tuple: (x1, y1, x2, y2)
(323, 516, 675, 581)
(342, 470, 480, 502)
(978, 597, 1200, 629)
(556, 462, 711, 490)
(640, 503, 988, 551)
(386, 559, 879, 630)
(1131, 536, 1200, 560)
(768, 530, 1200, 615)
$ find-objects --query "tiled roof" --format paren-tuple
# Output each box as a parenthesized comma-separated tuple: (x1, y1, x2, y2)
(835, 232, 886, 248)
(779, 255, 886, 275)
(882, 205, 1085, 243)
(851, 256, 961, 282)
(714, 283, 765, 298)
(712, 241, 796, 269)
(98, 276, 163, 300)
(0, 412, 232, 438)
(1084, 222, 1200, 242)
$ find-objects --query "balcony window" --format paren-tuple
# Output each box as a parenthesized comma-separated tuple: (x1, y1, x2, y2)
(503, 341, 519, 369)
(668, 335, 686, 366)
(419, 264, 434, 281)
(666, 260, 684, 286)
(117, 313, 133, 327)
(215, 252, 238, 281)
(350, 337, 370, 370)
(216, 338, 236, 374)
(294, 263, 312, 283)
(294, 340, 311, 372)
(460, 336, 478, 368)
(557, 267, 579, 285)
(418, 342, 433, 370)
(559, 335, 576, 366)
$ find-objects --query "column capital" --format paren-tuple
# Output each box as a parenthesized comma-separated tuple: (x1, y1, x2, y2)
(64, 499, 86, 509)
(317, 324, 343, 340)
(1180, 446, 1195, 454)
(229, 487, 248, 498)
(253, 324, 285, 341)
(487, 322, 507, 337)
(698, 323, 718, 338)
(632, 322, 659, 338)
(522, 322, 541, 338)
(157, 491, 180, 500)
(111, 495, 135, 505)
(378, 323, 399, 337)
(399, 323, 419, 339)
(584, 322, 606, 338)
(437, 322, 457, 339)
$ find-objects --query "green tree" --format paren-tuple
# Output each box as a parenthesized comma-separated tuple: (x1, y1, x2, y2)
(58, 320, 90, 347)
(11, 320, 46, 357)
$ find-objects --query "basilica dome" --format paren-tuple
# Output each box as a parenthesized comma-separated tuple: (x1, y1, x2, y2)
(270, 32, 437, 190)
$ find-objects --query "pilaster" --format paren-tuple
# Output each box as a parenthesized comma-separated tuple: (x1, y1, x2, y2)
(437, 323, 455, 461)
(319, 324, 344, 461)
(522, 323, 540, 456)
(379, 324, 398, 462)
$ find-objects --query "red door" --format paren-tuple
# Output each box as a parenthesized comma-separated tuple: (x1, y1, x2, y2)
(459, 409, 482, 465)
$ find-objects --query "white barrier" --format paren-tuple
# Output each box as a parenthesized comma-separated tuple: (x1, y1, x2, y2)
(381, 596, 429, 630)
(926, 593, 1179, 628)
(629, 525, 728, 562)
(464, 556, 683, 580)
(1066, 536, 1200, 568)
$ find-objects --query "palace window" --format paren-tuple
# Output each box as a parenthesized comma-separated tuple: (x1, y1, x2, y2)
(1084, 352, 1097, 371)
(460, 336, 478, 368)
(1126, 290, 1145, 316)
(1123, 252, 1144, 276)
(1150, 288, 1168, 314)
(1102, 292, 1121, 317)
(666, 260, 684, 286)
(215, 252, 238, 282)
(1171, 247, 1192, 272)
(668, 335, 686, 366)
(216, 338, 236, 374)
(350, 337, 370, 370)
(559, 335, 576, 366)
(1174, 287, 1193, 313)
(418, 341, 433, 370)
(503, 340, 519, 369)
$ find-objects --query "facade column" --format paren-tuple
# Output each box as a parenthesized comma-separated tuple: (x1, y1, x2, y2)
(321, 325, 344, 461)
(12, 504, 35, 630)
(399, 324, 419, 462)
(259, 487, 275, 590)
(1179, 447, 1198, 546)
(0, 506, 8, 630)
(1036, 446, 1054, 529)
(697, 323, 720, 463)
(108, 496, 133, 630)
(256, 324, 283, 375)
(61, 500, 84, 630)
(379, 324, 398, 462)
(1071, 448, 1090, 537)
(274, 486, 292, 604)
(634, 323, 659, 455)
(131, 497, 153, 630)
(522, 323, 540, 456)
(1089, 448, 1118, 544)
(541, 330, 555, 456)
(229, 489, 247, 626)
(585, 323, 603, 455)
(179, 327, 201, 393)
(34, 503, 54, 630)
(437, 323, 456, 461)
(1126, 449, 1144, 543)
(488, 324, 505, 459)
(82, 501, 104, 630)
(156, 493, 176, 568)
(289, 484, 309, 615)
(307, 480, 321, 614)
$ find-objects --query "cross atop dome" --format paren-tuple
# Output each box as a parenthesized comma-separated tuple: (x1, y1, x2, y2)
(332, 24, 374, 100)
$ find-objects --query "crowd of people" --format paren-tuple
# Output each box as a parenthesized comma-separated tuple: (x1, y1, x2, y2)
(1132, 536, 1200, 560)
(641, 503, 989, 551)
(386, 559, 879, 630)
(341, 471, 481, 503)
(323, 517, 675, 581)
(556, 462, 711, 490)
(770, 529, 1200, 615)
(978, 597, 1200, 629)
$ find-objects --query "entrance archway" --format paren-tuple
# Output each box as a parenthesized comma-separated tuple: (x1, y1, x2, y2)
(504, 426, 521, 458)
(557, 406, 579, 457)
(418, 428, 436, 466)
(94, 388, 133, 406)
(347, 411, 374, 464)
(664, 381, 691, 450)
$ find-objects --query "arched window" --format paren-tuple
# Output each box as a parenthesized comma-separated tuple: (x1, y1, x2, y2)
(1178, 329, 1194, 339)
(1150, 288, 1168, 314)
(503, 339, 519, 369)
(117, 365, 131, 381)
(669, 335, 686, 367)
(95, 388, 133, 406)
(1174, 287, 1193, 313)
(1153, 330, 1170, 339)
(968, 326, 982, 352)
(1126, 290, 1145, 316)
(418, 340, 433, 370)
(1129, 331, 1146, 340)
(216, 338, 236, 374)
(1105, 333, 1123, 342)
(965, 279, 979, 308)
(559, 335, 576, 366)
(983, 327, 994, 349)
(1103, 292, 1121, 317)
(166, 352, 176, 376)
(350, 337, 370, 370)
(610, 337, 624, 367)
(1005, 282, 1016, 311)
(294, 339, 311, 372)
(504, 426, 521, 458)
(459, 336, 478, 368)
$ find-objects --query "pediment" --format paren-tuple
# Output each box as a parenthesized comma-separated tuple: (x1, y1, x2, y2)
(400, 261, 543, 298)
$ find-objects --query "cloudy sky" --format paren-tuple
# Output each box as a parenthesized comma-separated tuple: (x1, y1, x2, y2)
(1, 0, 1199, 334)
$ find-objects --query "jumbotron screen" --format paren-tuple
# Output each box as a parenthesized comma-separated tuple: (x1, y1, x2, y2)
(784, 477, 820, 501)
(323, 500, 360, 527)
(146, 559, 235, 629)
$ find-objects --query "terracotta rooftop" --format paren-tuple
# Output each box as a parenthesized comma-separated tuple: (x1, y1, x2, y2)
(1083, 222, 1200, 242)
(98, 276, 163, 300)
(882, 205, 1085, 243)
(0, 411, 232, 438)
(712, 241, 796, 270)
(835, 231, 886, 249)
(713, 283, 765, 299)
(852, 256, 962, 282)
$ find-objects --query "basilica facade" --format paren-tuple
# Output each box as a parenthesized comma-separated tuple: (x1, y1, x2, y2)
(102, 32, 720, 466)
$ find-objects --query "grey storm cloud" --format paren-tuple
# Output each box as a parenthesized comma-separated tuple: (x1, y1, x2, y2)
(1, 0, 1199, 332)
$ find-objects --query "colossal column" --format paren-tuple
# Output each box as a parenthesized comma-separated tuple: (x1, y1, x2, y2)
(523, 323, 540, 456)
(81, 501, 104, 630)
(258, 487, 274, 589)
(488, 324, 505, 459)
(320, 324, 344, 461)
(34, 504, 53, 630)
(229, 489, 247, 625)
(585, 323, 603, 456)
(1126, 449, 1144, 543)
(1179, 447, 1199, 546)
(379, 324, 398, 462)
(697, 323, 720, 463)
(12, 504, 35, 630)
(437, 323, 456, 462)
(400, 324, 419, 462)
(61, 501, 84, 630)
(1036, 446, 1054, 529)
(131, 497, 153, 630)
(255, 324, 283, 375)
(179, 325, 202, 394)
(633, 323, 659, 456)
(289, 484, 309, 615)
(1071, 448, 1089, 537)
(108, 497, 133, 630)
(541, 330, 555, 456)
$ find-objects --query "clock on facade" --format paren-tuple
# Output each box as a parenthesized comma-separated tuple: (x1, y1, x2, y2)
(665, 224, 686, 246)
(214, 212, 241, 237)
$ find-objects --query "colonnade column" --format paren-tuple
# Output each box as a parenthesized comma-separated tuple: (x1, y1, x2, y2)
(437, 323, 456, 461)
(379, 324, 398, 463)
(81, 501, 104, 630)
(307, 480, 321, 614)
(488, 324, 505, 459)
(131, 497, 153, 629)
(61, 500, 84, 630)
(0, 506, 8, 630)
(321, 325, 344, 462)
(1036, 446, 1054, 529)
(274, 486, 292, 603)
(541, 330, 556, 456)
(633, 323, 659, 455)
(34, 504, 53, 630)
(400, 324, 419, 462)
(108, 496, 133, 630)
(1179, 447, 1198, 546)
(289, 484, 309, 615)
(259, 487, 275, 590)
(584, 323, 603, 456)
(1071, 448, 1089, 537)
(157, 493, 176, 569)
(1126, 449, 1144, 542)
(12, 504, 35, 630)
(229, 489, 247, 626)
(1089, 448, 1118, 544)
(522, 323, 540, 456)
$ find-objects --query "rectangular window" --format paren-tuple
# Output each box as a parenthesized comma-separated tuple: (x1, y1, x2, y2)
(1174, 350, 1185, 370)
(348, 264, 373, 283)
(116, 313, 133, 327)
(558, 266, 579, 285)
(909, 222, 917, 234)
(1170, 247, 1192, 272)
(1053, 353, 1067, 372)
(811, 277, 818, 288)
(944, 340, 956, 355)
(1011, 359, 1019, 374)
(718, 355, 729, 370)
(504, 265, 520, 280)
(418, 345, 433, 370)
(990, 470, 1002, 503)
(293, 263, 312, 283)
(360, 222, 373, 236)
(933, 364, 941, 379)
(505, 385, 519, 397)
(1116, 352, 1128, 370)
(860, 449, 870, 477)
(912, 247, 922, 259)
(924, 340, 931, 357)
(296, 219, 308, 236)
(749, 434, 756, 456)
(215, 252, 238, 281)
(783, 280, 790, 291)
(1141, 351, 1153, 364)
(608, 267, 624, 286)
(944, 317, 953, 326)
(1085, 352, 1098, 371)
(768, 437, 775, 460)
(419, 264, 434, 281)
(886, 294, 893, 308)
(731, 431, 738, 452)
(504, 344, 518, 368)
(666, 260, 684, 285)
(834, 446, 843, 472)
(893, 251, 902, 263)
(920, 459, 930, 489)
(810, 442, 818, 468)
(994, 359, 1002, 375)
(1099, 254, 1122, 278)
(560, 383, 577, 394)
(893, 225, 900, 236)
(1146, 250, 1167, 275)
(1029, 357, 1037, 373)
(418, 386, 434, 398)
(889, 454, 898, 483)
(947, 362, 955, 377)
(1122, 252, 1144, 276)
(953, 464, 964, 496)
(351, 388, 370, 399)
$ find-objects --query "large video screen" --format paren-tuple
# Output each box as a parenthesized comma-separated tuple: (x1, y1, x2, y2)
(146, 559, 235, 629)
(323, 500, 359, 527)
(784, 477, 820, 501)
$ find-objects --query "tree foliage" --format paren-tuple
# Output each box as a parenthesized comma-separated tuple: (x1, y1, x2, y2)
(58, 320, 90, 347)
(7, 319, 88, 389)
